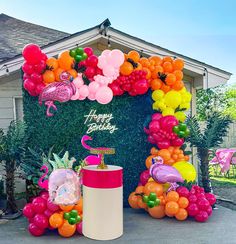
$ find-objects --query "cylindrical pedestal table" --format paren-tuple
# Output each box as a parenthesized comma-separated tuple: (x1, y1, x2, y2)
(82, 165, 123, 240)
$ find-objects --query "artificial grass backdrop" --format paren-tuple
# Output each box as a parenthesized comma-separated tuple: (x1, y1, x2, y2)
(23, 90, 153, 206)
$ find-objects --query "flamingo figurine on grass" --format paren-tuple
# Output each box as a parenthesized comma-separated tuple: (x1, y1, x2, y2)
(81, 135, 102, 166)
(38, 165, 49, 190)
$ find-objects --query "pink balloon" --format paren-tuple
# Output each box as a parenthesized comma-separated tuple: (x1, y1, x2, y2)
(148, 135, 156, 144)
(150, 163, 184, 184)
(76, 221, 83, 235)
(88, 81, 100, 94)
(24, 78, 36, 93)
(73, 75, 84, 89)
(95, 86, 113, 104)
(188, 194, 198, 203)
(33, 214, 49, 229)
(70, 88, 80, 100)
(23, 203, 35, 219)
(103, 65, 115, 77)
(28, 223, 45, 236)
(47, 199, 59, 212)
(88, 93, 96, 101)
(160, 116, 179, 133)
(101, 49, 110, 57)
(149, 120, 161, 133)
(109, 49, 124, 67)
(35, 82, 46, 95)
(98, 56, 107, 69)
(79, 85, 89, 98)
(32, 197, 47, 214)
(78, 95, 87, 100)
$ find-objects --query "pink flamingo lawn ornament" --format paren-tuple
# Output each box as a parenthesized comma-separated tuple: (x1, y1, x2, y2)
(81, 135, 102, 166)
(39, 72, 76, 117)
(38, 165, 49, 190)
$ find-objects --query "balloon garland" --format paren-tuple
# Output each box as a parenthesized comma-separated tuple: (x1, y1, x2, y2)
(21, 43, 216, 238)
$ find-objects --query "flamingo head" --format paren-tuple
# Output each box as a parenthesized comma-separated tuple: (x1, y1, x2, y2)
(82, 135, 93, 141)
(40, 165, 48, 171)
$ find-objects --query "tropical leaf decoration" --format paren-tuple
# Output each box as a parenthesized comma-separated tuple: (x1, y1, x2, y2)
(49, 151, 76, 170)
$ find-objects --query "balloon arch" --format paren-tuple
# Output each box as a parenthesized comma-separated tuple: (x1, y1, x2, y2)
(22, 44, 216, 237)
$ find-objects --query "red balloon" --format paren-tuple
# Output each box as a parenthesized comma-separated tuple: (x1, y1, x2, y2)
(33, 60, 46, 73)
(28, 218, 34, 223)
(41, 53, 48, 61)
(205, 193, 216, 206)
(31, 73, 43, 83)
(109, 83, 124, 96)
(22, 44, 42, 65)
(23, 203, 35, 219)
(177, 186, 189, 198)
(39, 191, 49, 200)
(132, 79, 149, 95)
(188, 194, 197, 203)
(171, 138, 184, 147)
(28, 223, 45, 236)
(96, 67, 103, 75)
(32, 197, 47, 214)
(187, 203, 199, 217)
(157, 140, 171, 149)
(47, 200, 59, 212)
(84, 47, 93, 57)
(195, 210, 209, 222)
(140, 170, 150, 185)
(149, 120, 161, 133)
(24, 79, 36, 93)
(160, 116, 178, 133)
(33, 214, 49, 229)
(23, 73, 31, 81)
(86, 55, 98, 67)
(197, 198, 210, 211)
(35, 83, 46, 95)
(84, 66, 96, 78)
(22, 62, 34, 75)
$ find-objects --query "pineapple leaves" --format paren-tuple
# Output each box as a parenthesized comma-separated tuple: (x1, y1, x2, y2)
(49, 151, 76, 169)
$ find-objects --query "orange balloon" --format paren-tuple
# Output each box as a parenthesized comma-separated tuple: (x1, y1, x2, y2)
(150, 79, 162, 90)
(175, 208, 188, 221)
(68, 69, 78, 78)
(165, 73, 176, 86)
(149, 56, 162, 66)
(173, 70, 183, 81)
(161, 84, 171, 93)
(144, 182, 163, 197)
(73, 198, 83, 213)
(49, 213, 63, 229)
(128, 50, 140, 62)
(148, 205, 165, 219)
(143, 67, 151, 79)
(128, 192, 139, 209)
(166, 191, 179, 202)
(120, 61, 133, 75)
(172, 80, 184, 90)
(59, 205, 74, 212)
(135, 186, 144, 194)
(158, 149, 171, 161)
(54, 68, 64, 81)
(58, 220, 76, 238)
(43, 70, 55, 83)
(151, 66, 164, 79)
(58, 51, 74, 70)
(173, 59, 184, 71)
(145, 155, 155, 169)
(165, 159, 175, 166)
(135, 62, 142, 71)
(137, 197, 147, 209)
(178, 197, 189, 209)
(46, 57, 58, 71)
(162, 61, 173, 73)
(165, 201, 179, 216)
(139, 57, 150, 67)
(162, 56, 173, 63)
(158, 195, 166, 206)
(150, 147, 159, 155)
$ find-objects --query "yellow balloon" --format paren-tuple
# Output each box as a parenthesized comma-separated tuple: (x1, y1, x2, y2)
(173, 161, 197, 182)
(181, 92, 192, 103)
(174, 111, 186, 122)
(179, 102, 190, 110)
(179, 87, 187, 94)
(158, 100, 166, 110)
(152, 90, 164, 101)
(152, 101, 159, 110)
(163, 183, 170, 192)
(148, 177, 154, 182)
(162, 108, 175, 116)
(164, 91, 182, 109)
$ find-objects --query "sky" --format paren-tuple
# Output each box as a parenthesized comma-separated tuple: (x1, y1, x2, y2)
(1, 0, 236, 84)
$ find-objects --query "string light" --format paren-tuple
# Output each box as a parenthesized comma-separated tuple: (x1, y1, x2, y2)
(107, 36, 111, 48)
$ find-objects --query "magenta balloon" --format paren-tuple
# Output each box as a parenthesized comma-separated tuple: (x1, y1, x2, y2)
(148, 135, 156, 144)
(22, 44, 42, 65)
(24, 78, 36, 93)
(23, 203, 35, 219)
(198, 198, 210, 211)
(32, 197, 47, 214)
(206, 206, 212, 216)
(47, 200, 59, 212)
(204, 193, 216, 206)
(152, 113, 163, 121)
(35, 83, 46, 95)
(39, 191, 49, 200)
(157, 140, 171, 149)
(76, 221, 83, 235)
(171, 137, 184, 147)
(187, 203, 199, 217)
(195, 210, 209, 222)
(33, 60, 46, 73)
(33, 214, 49, 229)
(44, 209, 53, 218)
(140, 170, 150, 185)
(86, 55, 98, 68)
(28, 223, 45, 236)
(22, 62, 34, 74)
(84, 47, 93, 57)
(150, 163, 184, 184)
(152, 133, 163, 142)
(85, 66, 96, 78)
(132, 79, 149, 95)
(160, 115, 179, 133)
(149, 120, 161, 133)
(31, 73, 43, 83)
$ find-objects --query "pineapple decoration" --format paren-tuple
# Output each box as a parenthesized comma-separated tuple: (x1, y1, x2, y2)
(48, 151, 80, 206)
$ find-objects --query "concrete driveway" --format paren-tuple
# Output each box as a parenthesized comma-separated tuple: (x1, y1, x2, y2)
(0, 206, 235, 244)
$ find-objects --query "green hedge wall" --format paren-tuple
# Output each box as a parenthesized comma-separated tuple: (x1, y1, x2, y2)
(23, 89, 153, 206)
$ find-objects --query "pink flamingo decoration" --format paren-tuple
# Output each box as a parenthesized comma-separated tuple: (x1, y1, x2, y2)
(81, 135, 102, 166)
(38, 165, 49, 190)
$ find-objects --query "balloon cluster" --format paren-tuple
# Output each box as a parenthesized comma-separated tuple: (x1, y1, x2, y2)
(22, 44, 47, 96)
(23, 191, 84, 237)
(177, 185, 216, 222)
(152, 88, 192, 121)
(145, 113, 185, 149)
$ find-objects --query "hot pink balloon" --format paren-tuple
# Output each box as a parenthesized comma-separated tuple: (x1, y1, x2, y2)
(22, 62, 34, 74)
(152, 113, 163, 121)
(28, 223, 45, 236)
(22, 44, 42, 65)
(149, 120, 161, 133)
(160, 115, 179, 133)
(76, 221, 83, 235)
(23, 203, 35, 219)
(95, 86, 113, 104)
(33, 214, 49, 229)
(157, 140, 171, 149)
(47, 199, 59, 212)
(39, 191, 49, 200)
(84, 47, 93, 57)
(70, 88, 80, 100)
(140, 170, 150, 185)
(44, 209, 54, 218)
(171, 138, 184, 147)
(32, 197, 47, 214)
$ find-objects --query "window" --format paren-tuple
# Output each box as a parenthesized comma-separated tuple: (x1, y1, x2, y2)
(13, 96, 23, 120)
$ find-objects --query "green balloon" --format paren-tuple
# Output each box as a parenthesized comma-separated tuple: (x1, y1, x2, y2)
(76, 47, 84, 55)
(179, 123, 187, 131)
(81, 53, 88, 61)
(70, 209, 78, 218)
(148, 192, 157, 201)
(76, 215, 81, 223)
(178, 131, 186, 138)
(69, 49, 76, 57)
(154, 198, 161, 206)
(143, 195, 149, 203)
(68, 217, 77, 225)
(75, 55, 83, 62)
(63, 212, 70, 220)
(185, 128, 190, 136)
(173, 126, 179, 134)
(147, 200, 155, 208)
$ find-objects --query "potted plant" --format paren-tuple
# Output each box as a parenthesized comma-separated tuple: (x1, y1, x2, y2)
(186, 111, 232, 192)
(0, 121, 26, 218)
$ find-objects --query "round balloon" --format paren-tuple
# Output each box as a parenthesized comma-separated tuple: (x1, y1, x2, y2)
(173, 161, 197, 182)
